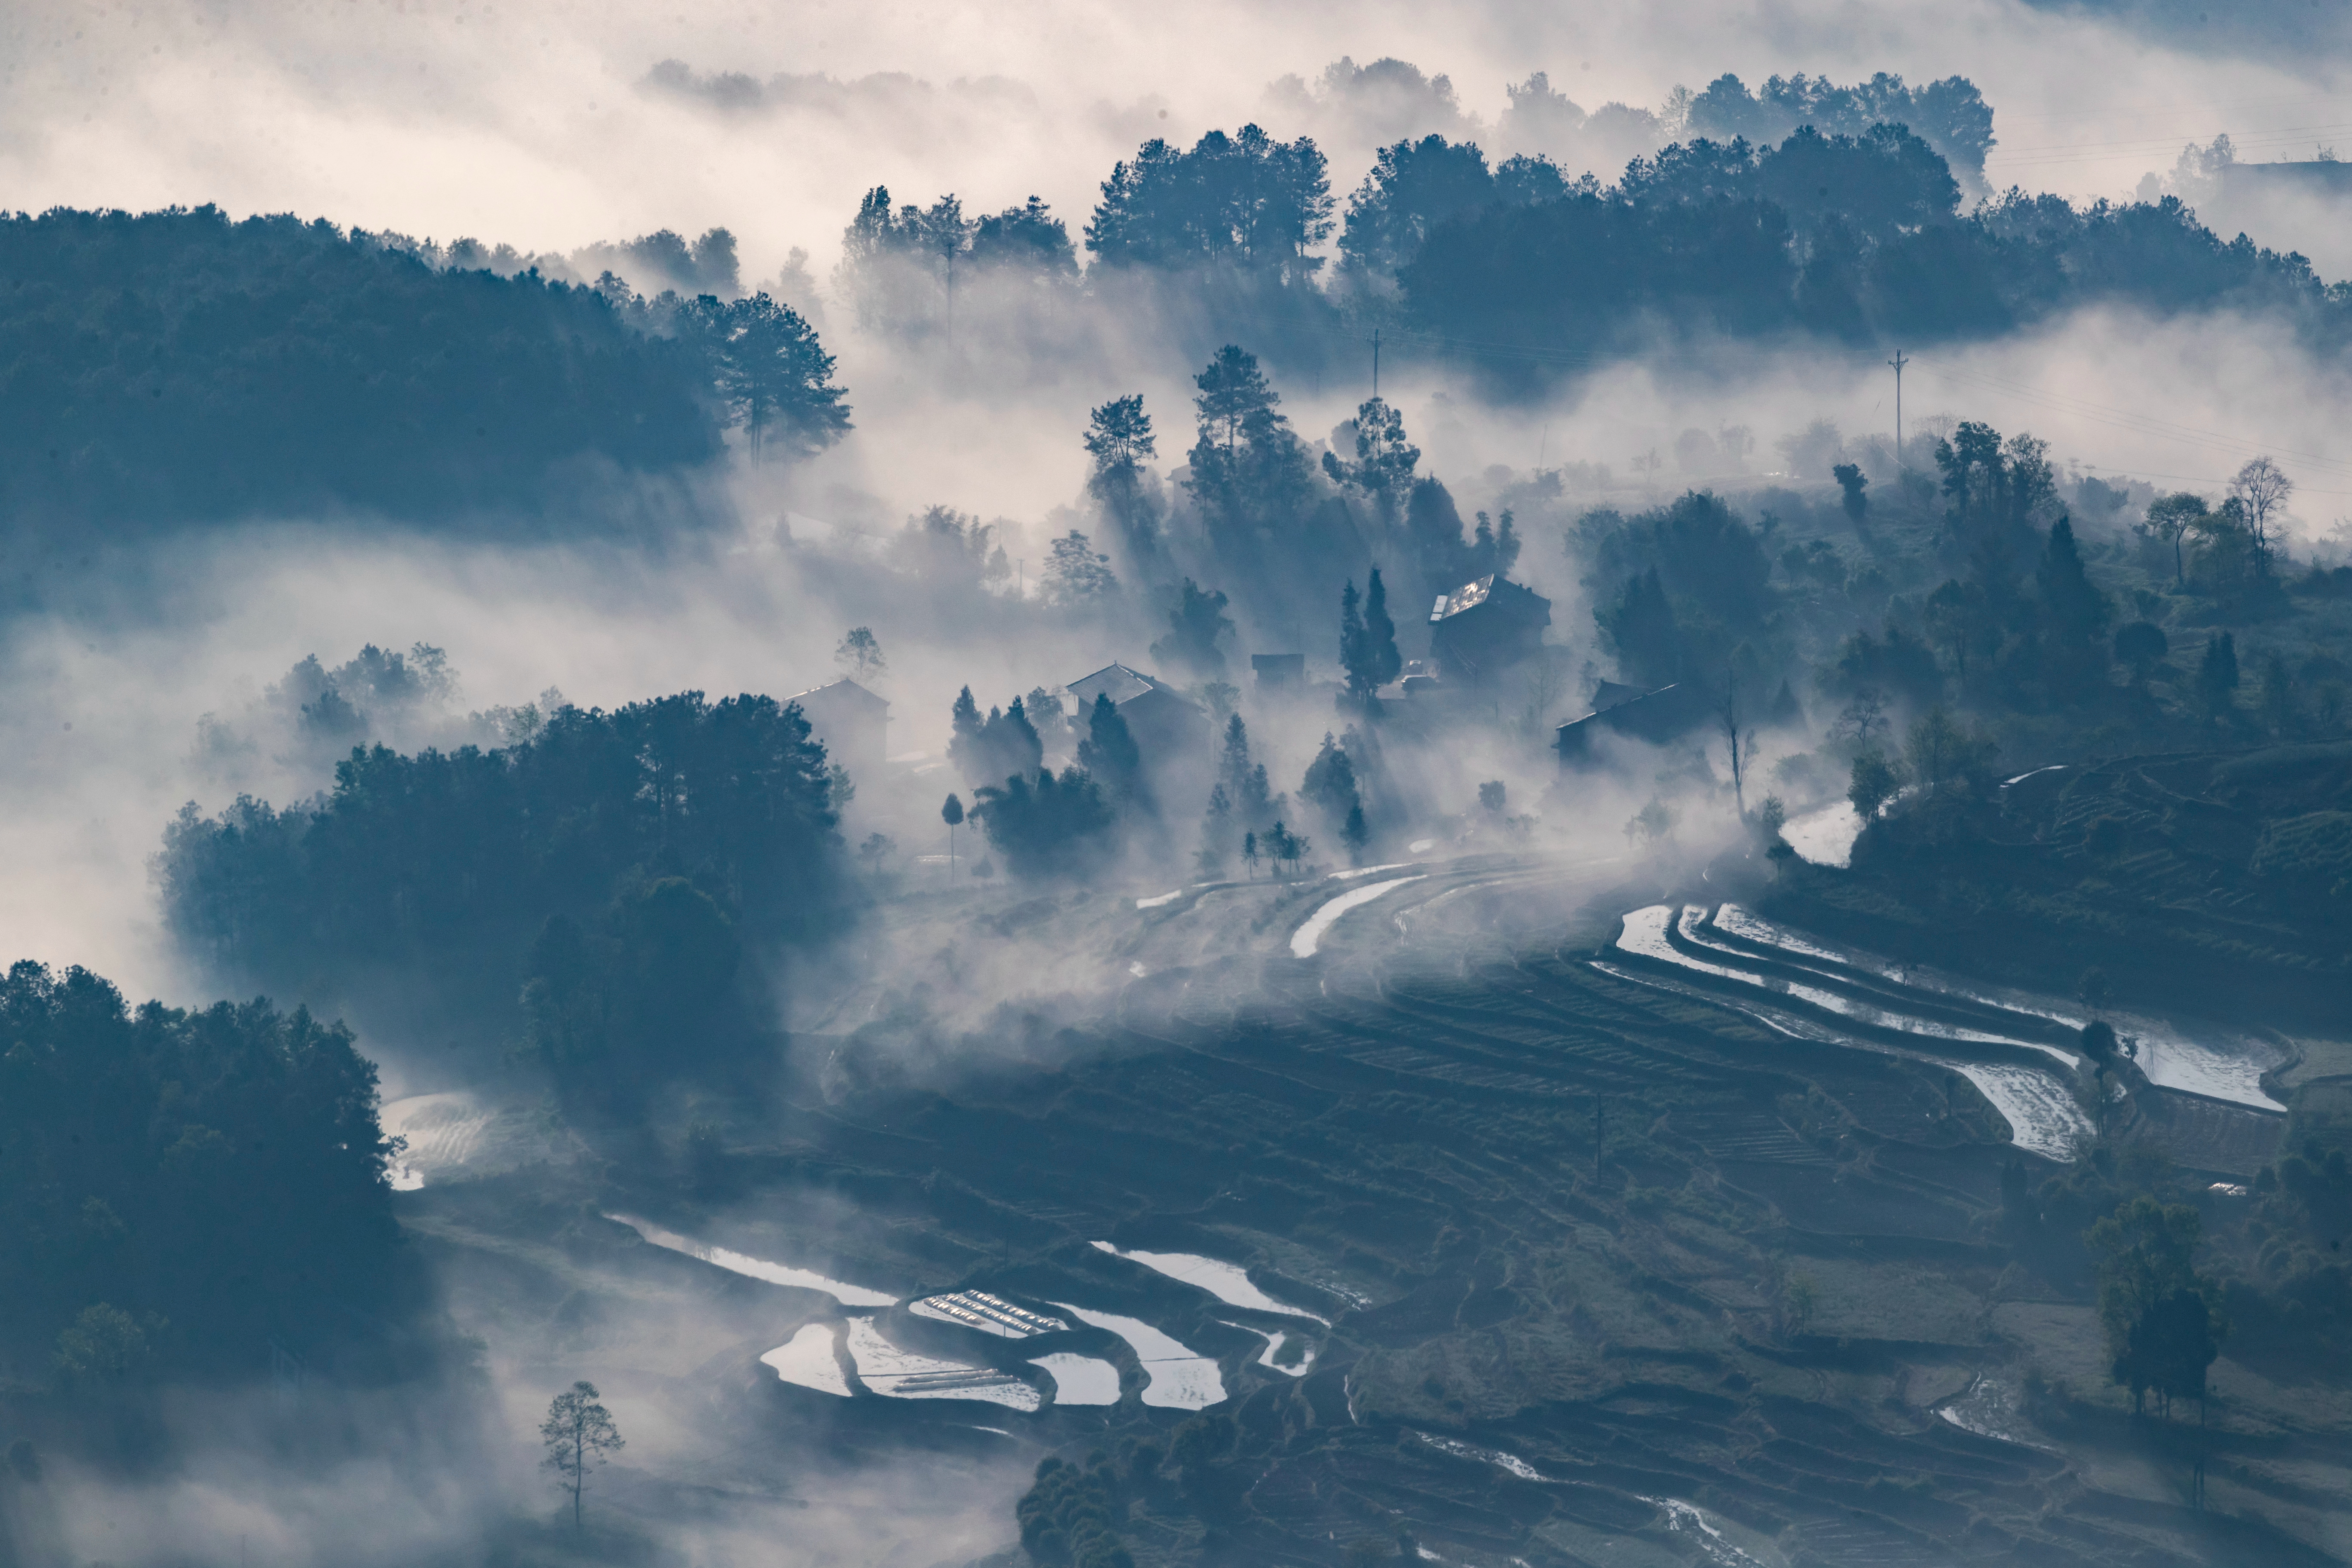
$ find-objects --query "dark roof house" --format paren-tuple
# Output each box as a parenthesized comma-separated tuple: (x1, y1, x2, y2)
(1251, 653, 1305, 689)
(1066, 663, 1205, 760)
(1427, 575, 1551, 683)
(1554, 681, 1711, 764)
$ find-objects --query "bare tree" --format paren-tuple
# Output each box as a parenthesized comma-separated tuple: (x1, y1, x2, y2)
(2228, 457, 2293, 574)
(1830, 687, 1890, 750)
(541, 1381, 624, 1532)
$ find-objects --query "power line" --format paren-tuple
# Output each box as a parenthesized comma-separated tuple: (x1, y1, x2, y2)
(1991, 119, 2352, 163)
(1994, 92, 2348, 131)
(1916, 359, 2352, 483)
(1216, 309, 2352, 496)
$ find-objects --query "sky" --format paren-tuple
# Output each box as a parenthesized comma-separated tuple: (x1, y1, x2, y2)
(2, 0, 2345, 285)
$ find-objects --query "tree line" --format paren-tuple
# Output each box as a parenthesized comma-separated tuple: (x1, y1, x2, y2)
(0, 208, 730, 536)
(157, 690, 843, 1110)
(827, 72, 2343, 386)
(938, 681, 1381, 882)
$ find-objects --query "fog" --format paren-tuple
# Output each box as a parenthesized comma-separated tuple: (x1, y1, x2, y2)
(4, 0, 2346, 285)
(8, 6, 2352, 1566)
(8, 290, 2349, 1023)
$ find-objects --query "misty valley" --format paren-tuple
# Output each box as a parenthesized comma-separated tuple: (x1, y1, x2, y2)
(9, 31, 2352, 1568)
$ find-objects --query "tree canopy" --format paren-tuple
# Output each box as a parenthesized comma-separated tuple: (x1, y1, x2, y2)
(1087, 126, 1335, 276)
(0, 961, 408, 1380)
(0, 206, 726, 533)
(157, 691, 842, 1071)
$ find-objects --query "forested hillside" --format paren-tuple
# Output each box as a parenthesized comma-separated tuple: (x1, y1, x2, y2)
(0, 207, 726, 531)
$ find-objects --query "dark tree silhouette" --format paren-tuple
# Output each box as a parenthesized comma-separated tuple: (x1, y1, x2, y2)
(1150, 579, 1236, 680)
(542, 1381, 625, 1531)
(689, 291, 851, 460)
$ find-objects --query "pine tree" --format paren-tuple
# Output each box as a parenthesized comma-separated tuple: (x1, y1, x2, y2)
(1365, 568, 1402, 687)
(1078, 692, 1145, 807)
(2197, 633, 2240, 717)
(1339, 579, 1373, 701)
(948, 686, 984, 780)
(541, 1382, 625, 1531)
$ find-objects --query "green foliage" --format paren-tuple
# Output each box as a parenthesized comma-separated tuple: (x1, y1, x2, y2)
(2113, 620, 2168, 682)
(1684, 71, 1996, 187)
(0, 206, 721, 532)
(973, 769, 1116, 879)
(837, 186, 1077, 330)
(0, 962, 403, 1377)
(1833, 462, 1869, 523)
(541, 1380, 625, 1531)
(1936, 423, 2054, 581)
(949, 690, 1046, 787)
(1262, 820, 1311, 875)
(2034, 518, 2113, 699)
(1338, 136, 1543, 282)
(1339, 578, 1380, 702)
(1087, 126, 1334, 276)
(1828, 621, 1945, 709)
(1183, 345, 1317, 547)
(2085, 1195, 2223, 1415)
(159, 691, 840, 1055)
(2227, 1145, 2352, 1349)
(835, 626, 886, 677)
(1149, 579, 1235, 680)
(52, 1304, 158, 1387)
(971, 196, 1081, 274)
(2197, 633, 2242, 714)
(1580, 492, 1775, 649)
(1321, 397, 1420, 514)
(521, 878, 745, 1107)
(1076, 695, 1144, 805)
(1404, 150, 2349, 393)
(1902, 705, 2000, 794)
(683, 291, 850, 459)
(1219, 715, 1280, 827)
(1597, 568, 1683, 689)
(1085, 395, 1161, 564)
(1302, 732, 1364, 848)
(1363, 569, 1403, 689)
(1017, 1455, 1135, 1568)
(1043, 530, 1119, 605)
(1848, 747, 1905, 821)
(1168, 1410, 1238, 1474)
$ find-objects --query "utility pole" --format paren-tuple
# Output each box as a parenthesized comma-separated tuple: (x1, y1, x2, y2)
(1887, 349, 1910, 468)
(942, 229, 959, 342)
(1370, 328, 1382, 399)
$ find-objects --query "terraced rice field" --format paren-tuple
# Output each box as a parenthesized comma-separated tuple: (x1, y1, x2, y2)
(411, 849, 2332, 1568)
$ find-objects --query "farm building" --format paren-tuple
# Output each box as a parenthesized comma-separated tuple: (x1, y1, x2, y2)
(789, 678, 890, 780)
(1427, 575, 1552, 683)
